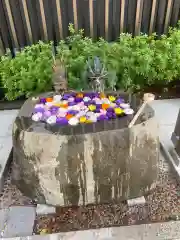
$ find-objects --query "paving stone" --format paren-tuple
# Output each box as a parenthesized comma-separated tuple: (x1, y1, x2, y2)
(0, 110, 18, 137)
(3, 206, 36, 238)
(0, 208, 9, 237)
(6, 221, 180, 240)
(36, 204, 56, 215)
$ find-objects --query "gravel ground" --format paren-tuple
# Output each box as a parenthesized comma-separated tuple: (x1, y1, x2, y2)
(0, 154, 180, 235)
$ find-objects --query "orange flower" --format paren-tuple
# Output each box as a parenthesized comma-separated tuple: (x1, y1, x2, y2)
(46, 97, 53, 102)
(102, 103, 110, 110)
(100, 93, 106, 99)
(66, 114, 73, 120)
(61, 103, 68, 108)
(76, 93, 84, 98)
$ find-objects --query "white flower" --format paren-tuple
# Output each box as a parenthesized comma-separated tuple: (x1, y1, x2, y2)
(68, 117, 79, 126)
(32, 113, 42, 122)
(101, 98, 110, 104)
(68, 97, 75, 102)
(120, 103, 130, 109)
(124, 108, 134, 115)
(34, 104, 44, 109)
(71, 105, 80, 111)
(95, 99, 103, 105)
(53, 95, 62, 102)
(46, 115, 57, 124)
(88, 115, 97, 122)
(76, 110, 87, 118)
(62, 100, 68, 105)
(45, 102, 53, 107)
(86, 111, 94, 117)
(83, 97, 91, 102)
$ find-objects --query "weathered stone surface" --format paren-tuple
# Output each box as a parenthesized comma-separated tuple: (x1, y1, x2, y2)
(12, 92, 159, 206)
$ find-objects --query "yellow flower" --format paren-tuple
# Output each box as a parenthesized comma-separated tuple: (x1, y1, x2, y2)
(88, 104, 96, 111)
(39, 228, 49, 235)
(100, 93, 106, 99)
(53, 103, 62, 107)
(86, 119, 93, 123)
(79, 116, 87, 123)
(115, 107, 123, 115)
(108, 95, 116, 102)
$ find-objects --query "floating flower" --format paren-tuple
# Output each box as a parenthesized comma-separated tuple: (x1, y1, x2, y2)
(39, 98, 46, 104)
(102, 103, 110, 110)
(68, 110, 79, 115)
(108, 95, 116, 102)
(114, 107, 123, 115)
(88, 115, 97, 122)
(61, 103, 68, 108)
(124, 108, 134, 115)
(68, 117, 79, 126)
(46, 97, 53, 102)
(57, 111, 67, 118)
(45, 102, 53, 107)
(97, 115, 108, 121)
(86, 119, 93, 124)
(50, 106, 59, 114)
(43, 110, 51, 119)
(33, 107, 45, 114)
(76, 93, 84, 98)
(75, 97, 83, 103)
(100, 93, 106, 99)
(66, 114, 74, 120)
(120, 103, 130, 109)
(62, 94, 71, 100)
(68, 97, 75, 102)
(53, 95, 62, 102)
(35, 104, 44, 109)
(32, 112, 42, 121)
(100, 109, 107, 115)
(79, 116, 87, 123)
(116, 98, 125, 105)
(83, 96, 91, 102)
(46, 115, 56, 124)
(56, 117, 68, 125)
(68, 102, 76, 106)
(88, 104, 96, 111)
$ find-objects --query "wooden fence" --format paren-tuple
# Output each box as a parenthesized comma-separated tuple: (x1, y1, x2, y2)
(0, 0, 180, 54)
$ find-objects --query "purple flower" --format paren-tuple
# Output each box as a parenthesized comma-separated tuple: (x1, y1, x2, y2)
(75, 97, 83, 103)
(62, 94, 71, 100)
(39, 98, 46, 104)
(116, 98, 125, 105)
(106, 111, 116, 119)
(56, 117, 68, 125)
(43, 110, 52, 119)
(97, 115, 109, 121)
(33, 107, 45, 114)
(106, 107, 114, 112)
(50, 106, 59, 114)
(68, 101, 76, 106)
(68, 110, 79, 115)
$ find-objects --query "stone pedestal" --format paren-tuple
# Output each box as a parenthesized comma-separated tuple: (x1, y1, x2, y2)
(12, 92, 159, 206)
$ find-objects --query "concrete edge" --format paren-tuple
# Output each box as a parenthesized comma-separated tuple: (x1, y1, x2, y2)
(2, 221, 180, 240)
(160, 141, 180, 179)
(0, 148, 13, 192)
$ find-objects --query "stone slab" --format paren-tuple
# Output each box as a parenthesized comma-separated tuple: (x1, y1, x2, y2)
(150, 99, 180, 178)
(0, 208, 9, 237)
(2, 206, 36, 238)
(4, 221, 180, 240)
(0, 110, 18, 192)
(150, 99, 180, 126)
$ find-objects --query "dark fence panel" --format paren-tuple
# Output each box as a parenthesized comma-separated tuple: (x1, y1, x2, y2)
(0, 0, 180, 54)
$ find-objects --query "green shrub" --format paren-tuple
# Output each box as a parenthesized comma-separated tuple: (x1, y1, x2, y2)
(1, 23, 180, 101)
(0, 41, 53, 100)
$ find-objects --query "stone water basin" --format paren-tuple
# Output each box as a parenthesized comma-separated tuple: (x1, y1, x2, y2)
(12, 92, 159, 206)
